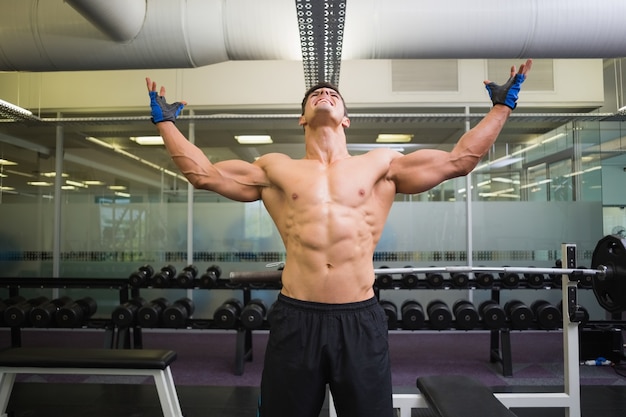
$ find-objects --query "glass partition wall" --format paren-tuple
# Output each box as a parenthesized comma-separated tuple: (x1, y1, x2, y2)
(0, 117, 622, 318)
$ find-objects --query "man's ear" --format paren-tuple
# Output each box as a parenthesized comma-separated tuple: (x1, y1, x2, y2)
(299, 115, 307, 126)
(342, 117, 350, 128)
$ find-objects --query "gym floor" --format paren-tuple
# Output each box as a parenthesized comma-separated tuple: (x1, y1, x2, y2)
(5, 383, 626, 417)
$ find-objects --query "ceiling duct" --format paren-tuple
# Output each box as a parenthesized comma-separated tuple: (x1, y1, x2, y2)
(0, 0, 626, 73)
(64, 0, 147, 42)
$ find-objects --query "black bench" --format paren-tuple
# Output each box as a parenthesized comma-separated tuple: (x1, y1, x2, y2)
(417, 375, 517, 417)
(0, 347, 182, 417)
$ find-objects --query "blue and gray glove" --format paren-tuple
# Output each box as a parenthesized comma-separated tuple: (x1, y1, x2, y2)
(149, 91, 185, 124)
(485, 73, 526, 110)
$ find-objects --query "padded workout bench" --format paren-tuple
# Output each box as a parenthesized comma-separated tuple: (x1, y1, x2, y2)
(417, 375, 516, 417)
(0, 347, 182, 417)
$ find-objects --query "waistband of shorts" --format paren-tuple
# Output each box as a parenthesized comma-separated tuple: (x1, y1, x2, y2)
(276, 293, 379, 313)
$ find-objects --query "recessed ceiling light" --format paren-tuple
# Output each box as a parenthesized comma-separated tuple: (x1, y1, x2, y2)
(376, 134, 414, 143)
(235, 135, 273, 144)
(130, 136, 164, 145)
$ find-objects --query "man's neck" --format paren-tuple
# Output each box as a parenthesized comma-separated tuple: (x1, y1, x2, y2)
(304, 126, 350, 163)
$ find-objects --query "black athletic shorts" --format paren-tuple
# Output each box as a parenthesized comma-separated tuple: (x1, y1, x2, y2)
(257, 294, 393, 417)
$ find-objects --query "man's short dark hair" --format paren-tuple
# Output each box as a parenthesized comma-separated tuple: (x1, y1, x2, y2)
(300, 82, 348, 116)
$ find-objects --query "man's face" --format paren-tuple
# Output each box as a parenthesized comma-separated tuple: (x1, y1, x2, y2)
(300, 87, 349, 128)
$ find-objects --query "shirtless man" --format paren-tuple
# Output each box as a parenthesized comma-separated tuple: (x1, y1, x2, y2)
(146, 58, 532, 417)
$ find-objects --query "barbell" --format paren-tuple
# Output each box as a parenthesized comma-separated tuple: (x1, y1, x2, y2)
(229, 235, 626, 313)
(229, 265, 607, 283)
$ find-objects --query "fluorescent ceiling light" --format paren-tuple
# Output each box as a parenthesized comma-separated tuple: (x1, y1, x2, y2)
(84, 180, 106, 185)
(115, 191, 131, 198)
(0, 158, 17, 166)
(41, 172, 69, 178)
(61, 185, 76, 190)
(108, 185, 127, 191)
(27, 181, 53, 186)
(376, 134, 413, 143)
(86, 136, 115, 149)
(235, 135, 273, 144)
(66, 180, 88, 188)
(489, 157, 524, 168)
(0, 186, 15, 191)
(130, 136, 164, 145)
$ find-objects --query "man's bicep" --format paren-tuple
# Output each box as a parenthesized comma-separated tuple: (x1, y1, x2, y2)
(390, 150, 460, 195)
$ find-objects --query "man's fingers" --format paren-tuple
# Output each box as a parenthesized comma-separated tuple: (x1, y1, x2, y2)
(159, 86, 166, 97)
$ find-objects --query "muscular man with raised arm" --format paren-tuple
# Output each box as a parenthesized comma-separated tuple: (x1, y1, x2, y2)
(146, 59, 532, 417)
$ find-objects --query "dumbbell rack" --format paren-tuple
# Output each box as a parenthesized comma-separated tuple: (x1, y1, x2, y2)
(0, 278, 132, 349)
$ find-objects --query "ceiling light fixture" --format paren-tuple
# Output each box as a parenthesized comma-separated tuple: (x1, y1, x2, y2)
(27, 181, 53, 186)
(0, 158, 17, 166)
(130, 136, 164, 145)
(0, 98, 40, 121)
(235, 135, 273, 144)
(376, 134, 414, 143)
(108, 185, 127, 191)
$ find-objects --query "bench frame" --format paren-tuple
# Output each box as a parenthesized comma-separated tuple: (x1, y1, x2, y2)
(0, 355, 182, 417)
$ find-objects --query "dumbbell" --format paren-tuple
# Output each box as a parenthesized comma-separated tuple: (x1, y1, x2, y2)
(379, 300, 398, 330)
(499, 267, 520, 289)
(427, 300, 452, 330)
(452, 299, 479, 330)
(176, 265, 199, 288)
(401, 300, 425, 330)
(531, 300, 561, 330)
(199, 265, 222, 288)
(56, 297, 98, 327)
(524, 267, 545, 289)
(30, 296, 73, 328)
(557, 301, 589, 326)
(137, 297, 170, 328)
(548, 259, 563, 288)
(152, 265, 177, 288)
(450, 272, 469, 288)
(504, 300, 533, 330)
(241, 299, 267, 330)
(213, 298, 243, 329)
(475, 272, 495, 289)
(128, 264, 154, 288)
(4, 296, 49, 327)
(478, 300, 507, 330)
(425, 269, 444, 289)
(162, 297, 194, 328)
(111, 297, 146, 328)
(401, 266, 418, 289)
(575, 265, 594, 289)
(0, 296, 26, 326)
(376, 266, 394, 289)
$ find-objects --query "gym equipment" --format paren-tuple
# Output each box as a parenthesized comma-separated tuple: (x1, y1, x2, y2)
(199, 265, 222, 288)
(56, 297, 98, 327)
(417, 374, 517, 417)
(162, 298, 194, 328)
(591, 234, 626, 313)
(379, 300, 398, 330)
(240, 299, 267, 330)
(427, 300, 452, 330)
(176, 265, 198, 288)
(401, 300, 425, 330)
(478, 300, 507, 330)
(375, 266, 394, 288)
(29, 296, 72, 328)
(425, 270, 444, 288)
(504, 300, 533, 330)
(530, 300, 561, 330)
(129, 264, 154, 288)
(452, 300, 479, 330)
(213, 298, 243, 329)
(575, 265, 593, 289)
(138, 297, 171, 328)
(475, 272, 494, 289)
(524, 268, 545, 289)
(401, 267, 419, 289)
(152, 265, 177, 288)
(499, 268, 520, 289)
(4, 296, 49, 327)
(450, 272, 469, 288)
(111, 297, 146, 328)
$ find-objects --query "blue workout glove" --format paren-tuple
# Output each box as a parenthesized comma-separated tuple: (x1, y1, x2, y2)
(149, 91, 185, 124)
(485, 73, 526, 110)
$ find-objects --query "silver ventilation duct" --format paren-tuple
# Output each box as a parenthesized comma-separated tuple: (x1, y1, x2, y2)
(0, 0, 626, 72)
